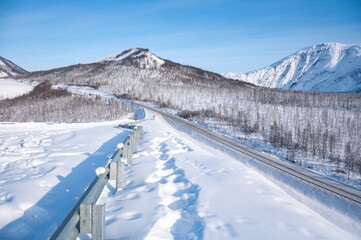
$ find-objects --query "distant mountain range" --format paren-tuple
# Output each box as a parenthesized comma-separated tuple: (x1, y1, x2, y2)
(222, 43, 361, 92)
(0, 57, 27, 78)
(2, 42, 361, 93)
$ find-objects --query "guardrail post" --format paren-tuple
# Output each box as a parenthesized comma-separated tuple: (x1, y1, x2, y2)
(116, 162, 124, 190)
(80, 204, 92, 233)
(79, 204, 105, 240)
(92, 204, 105, 240)
(127, 139, 132, 166)
(122, 140, 128, 162)
(131, 132, 136, 153)
(109, 162, 117, 180)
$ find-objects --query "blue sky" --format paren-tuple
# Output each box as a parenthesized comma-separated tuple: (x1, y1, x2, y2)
(1, 0, 361, 73)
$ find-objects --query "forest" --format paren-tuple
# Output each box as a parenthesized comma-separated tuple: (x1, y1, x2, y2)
(0, 81, 132, 123)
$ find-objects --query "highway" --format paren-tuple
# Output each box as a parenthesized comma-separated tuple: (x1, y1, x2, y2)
(131, 100, 361, 206)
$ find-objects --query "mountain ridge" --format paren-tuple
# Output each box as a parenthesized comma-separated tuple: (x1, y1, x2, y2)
(0, 56, 28, 78)
(222, 42, 361, 92)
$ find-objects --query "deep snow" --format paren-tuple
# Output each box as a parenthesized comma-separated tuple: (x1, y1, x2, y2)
(94, 111, 360, 240)
(0, 120, 133, 239)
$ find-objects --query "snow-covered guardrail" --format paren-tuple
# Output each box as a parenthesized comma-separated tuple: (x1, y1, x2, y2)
(49, 125, 143, 240)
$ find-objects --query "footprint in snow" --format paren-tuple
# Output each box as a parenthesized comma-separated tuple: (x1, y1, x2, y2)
(145, 137, 204, 240)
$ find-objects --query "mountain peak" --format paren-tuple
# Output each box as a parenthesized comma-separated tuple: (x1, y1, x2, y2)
(95, 48, 165, 68)
(0, 56, 28, 78)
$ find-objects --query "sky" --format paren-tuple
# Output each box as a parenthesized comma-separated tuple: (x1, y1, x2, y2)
(1, 0, 361, 73)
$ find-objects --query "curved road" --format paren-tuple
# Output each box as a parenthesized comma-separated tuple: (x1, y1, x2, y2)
(125, 100, 361, 206)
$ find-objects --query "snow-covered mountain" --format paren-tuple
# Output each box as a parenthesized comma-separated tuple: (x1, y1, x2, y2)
(96, 48, 165, 69)
(0, 56, 28, 78)
(16, 48, 252, 93)
(223, 43, 361, 92)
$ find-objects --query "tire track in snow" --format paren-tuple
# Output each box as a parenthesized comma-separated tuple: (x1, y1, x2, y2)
(145, 136, 204, 240)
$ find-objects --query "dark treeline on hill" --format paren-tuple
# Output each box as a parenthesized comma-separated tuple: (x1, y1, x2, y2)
(13, 48, 361, 178)
(0, 81, 132, 122)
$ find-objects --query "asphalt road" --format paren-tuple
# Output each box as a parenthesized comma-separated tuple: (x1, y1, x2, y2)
(132, 101, 361, 206)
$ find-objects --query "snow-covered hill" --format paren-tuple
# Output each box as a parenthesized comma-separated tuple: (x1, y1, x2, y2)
(0, 56, 27, 78)
(96, 48, 165, 69)
(223, 43, 361, 92)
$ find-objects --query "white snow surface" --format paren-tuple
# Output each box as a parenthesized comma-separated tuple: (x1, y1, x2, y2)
(0, 78, 34, 100)
(1, 85, 360, 239)
(94, 111, 360, 240)
(95, 48, 165, 68)
(0, 120, 134, 239)
(223, 42, 361, 92)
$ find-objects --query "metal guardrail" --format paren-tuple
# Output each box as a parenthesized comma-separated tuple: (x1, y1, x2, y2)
(50, 125, 143, 240)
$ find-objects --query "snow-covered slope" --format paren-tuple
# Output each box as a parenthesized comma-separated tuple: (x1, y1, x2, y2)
(0, 57, 27, 78)
(96, 48, 165, 69)
(223, 43, 361, 92)
(0, 79, 33, 100)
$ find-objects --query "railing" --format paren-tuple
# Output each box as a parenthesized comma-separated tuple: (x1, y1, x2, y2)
(49, 124, 143, 240)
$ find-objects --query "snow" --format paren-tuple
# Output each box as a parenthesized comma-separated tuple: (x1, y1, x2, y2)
(95, 48, 165, 68)
(96, 48, 139, 62)
(222, 42, 361, 92)
(0, 120, 134, 239)
(0, 79, 33, 100)
(94, 111, 360, 240)
(1, 85, 360, 239)
(136, 50, 165, 65)
(96, 167, 107, 176)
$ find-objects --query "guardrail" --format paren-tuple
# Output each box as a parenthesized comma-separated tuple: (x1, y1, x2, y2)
(50, 124, 143, 240)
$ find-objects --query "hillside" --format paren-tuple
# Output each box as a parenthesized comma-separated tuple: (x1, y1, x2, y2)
(223, 43, 361, 92)
(0, 56, 28, 78)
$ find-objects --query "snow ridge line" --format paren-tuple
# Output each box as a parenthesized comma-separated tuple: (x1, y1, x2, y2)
(145, 136, 204, 240)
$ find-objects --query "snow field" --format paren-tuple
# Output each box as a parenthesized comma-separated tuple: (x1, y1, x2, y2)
(96, 129, 203, 239)
(0, 78, 33, 100)
(96, 112, 360, 240)
(0, 120, 132, 239)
